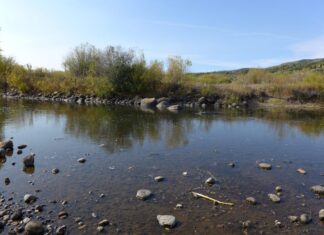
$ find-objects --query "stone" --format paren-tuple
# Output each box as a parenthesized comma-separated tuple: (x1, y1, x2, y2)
(136, 189, 152, 200)
(156, 101, 169, 110)
(25, 221, 45, 235)
(157, 215, 176, 228)
(23, 154, 35, 167)
(24, 194, 37, 204)
(246, 197, 257, 205)
(4, 177, 10, 185)
(56, 225, 67, 235)
(97, 226, 104, 232)
(98, 219, 109, 227)
(58, 211, 68, 219)
(205, 177, 216, 185)
(140, 98, 157, 108)
(228, 162, 235, 168)
(0, 148, 5, 158)
(319, 209, 324, 221)
(258, 163, 272, 170)
(11, 209, 23, 220)
(18, 144, 27, 149)
(78, 158, 86, 163)
(268, 193, 280, 203)
(310, 185, 324, 195)
(17, 149, 23, 155)
(167, 105, 182, 111)
(241, 220, 251, 229)
(182, 171, 188, 176)
(175, 203, 183, 209)
(52, 168, 59, 174)
(154, 176, 164, 182)
(300, 214, 311, 224)
(0, 140, 13, 150)
(288, 216, 298, 223)
(275, 186, 282, 192)
(274, 220, 282, 228)
(297, 168, 307, 175)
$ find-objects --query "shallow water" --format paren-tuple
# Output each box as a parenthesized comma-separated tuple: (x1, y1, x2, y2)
(0, 99, 323, 234)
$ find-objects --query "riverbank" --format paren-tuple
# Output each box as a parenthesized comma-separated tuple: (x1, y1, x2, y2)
(2, 92, 324, 112)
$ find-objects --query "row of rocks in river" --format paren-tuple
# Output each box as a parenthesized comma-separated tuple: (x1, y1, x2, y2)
(3, 93, 250, 111)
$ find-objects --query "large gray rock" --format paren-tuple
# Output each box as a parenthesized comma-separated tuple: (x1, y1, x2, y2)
(268, 193, 280, 203)
(167, 105, 182, 111)
(136, 189, 152, 200)
(0, 140, 13, 150)
(25, 221, 44, 235)
(23, 154, 35, 167)
(157, 215, 176, 228)
(311, 185, 324, 195)
(156, 101, 169, 110)
(140, 98, 157, 108)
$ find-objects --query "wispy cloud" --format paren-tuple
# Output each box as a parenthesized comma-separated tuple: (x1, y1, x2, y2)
(150, 20, 300, 40)
(291, 36, 324, 58)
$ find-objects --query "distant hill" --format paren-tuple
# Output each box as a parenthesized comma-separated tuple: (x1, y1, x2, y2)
(193, 58, 324, 77)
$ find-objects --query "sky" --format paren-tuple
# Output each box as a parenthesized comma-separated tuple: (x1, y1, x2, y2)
(1, 0, 324, 72)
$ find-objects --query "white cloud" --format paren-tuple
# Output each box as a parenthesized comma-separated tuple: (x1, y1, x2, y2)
(291, 36, 324, 58)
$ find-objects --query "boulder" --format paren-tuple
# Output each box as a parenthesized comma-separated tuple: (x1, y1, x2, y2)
(156, 101, 169, 110)
(140, 98, 157, 108)
(25, 221, 44, 235)
(23, 154, 35, 167)
(0, 140, 13, 150)
(157, 215, 176, 228)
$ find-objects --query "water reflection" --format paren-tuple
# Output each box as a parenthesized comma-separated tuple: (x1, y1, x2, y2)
(0, 99, 323, 154)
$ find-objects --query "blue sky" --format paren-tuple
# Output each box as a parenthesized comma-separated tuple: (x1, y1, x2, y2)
(1, 0, 324, 72)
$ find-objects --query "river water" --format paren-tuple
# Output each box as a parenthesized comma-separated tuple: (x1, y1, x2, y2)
(0, 99, 323, 234)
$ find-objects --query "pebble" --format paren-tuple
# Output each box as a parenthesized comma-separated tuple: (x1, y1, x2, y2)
(91, 212, 97, 218)
(275, 186, 282, 192)
(17, 149, 23, 155)
(154, 176, 165, 182)
(97, 226, 104, 232)
(58, 211, 68, 219)
(136, 189, 152, 200)
(25, 220, 45, 235)
(300, 213, 311, 224)
(18, 144, 27, 149)
(24, 194, 37, 204)
(98, 219, 109, 227)
(268, 193, 280, 203)
(99, 193, 105, 198)
(297, 168, 307, 175)
(228, 162, 235, 168)
(4, 177, 10, 185)
(205, 177, 216, 185)
(241, 220, 251, 229)
(319, 209, 324, 221)
(258, 163, 272, 170)
(157, 215, 176, 228)
(52, 168, 60, 174)
(175, 203, 183, 209)
(274, 220, 282, 228)
(288, 216, 298, 223)
(310, 185, 324, 195)
(182, 171, 188, 176)
(78, 158, 86, 163)
(56, 225, 67, 235)
(246, 197, 257, 205)
(23, 153, 35, 167)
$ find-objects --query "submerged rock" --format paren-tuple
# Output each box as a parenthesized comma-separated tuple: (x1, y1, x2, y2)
(310, 185, 324, 195)
(297, 168, 307, 175)
(268, 193, 280, 203)
(157, 215, 176, 228)
(52, 168, 60, 174)
(23, 154, 35, 167)
(25, 221, 45, 235)
(300, 213, 311, 224)
(136, 189, 152, 200)
(78, 158, 86, 163)
(18, 144, 27, 149)
(154, 176, 165, 182)
(258, 163, 272, 170)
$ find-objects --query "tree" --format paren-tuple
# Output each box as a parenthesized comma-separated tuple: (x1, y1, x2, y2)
(167, 56, 192, 84)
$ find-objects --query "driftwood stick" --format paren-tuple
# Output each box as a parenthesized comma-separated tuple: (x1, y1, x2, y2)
(191, 191, 234, 206)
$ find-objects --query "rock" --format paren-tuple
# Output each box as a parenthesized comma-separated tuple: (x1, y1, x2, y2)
(198, 97, 206, 104)
(288, 216, 298, 223)
(300, 214, 311, 224)
(140, 98, 157, 108)
(241, 220, 251, 229)
(58, 211, 68, 219)
(0, 148, 5, 158)
(154, 176, 164, 182)
(182, 171, 188, 176)
(52, 168, 59, 174)
(24, 194, 37, 204)
(167, 105, 182, 111)
(23, 153, 35, 167)
(97, 226, 104, 232)
(297, 168, 307, 175)
(136, 189, 152, 200)
(98, 219, 109, 227)
(11, 209, 23, 220)
(228, 162, 235, 168)
(258, 163, 272, 170)
(157, 215, 176, 228)
(18, 144, 27, 149)
(23, 217, 31, 224)
(156, 101, 169, 110)
(268, 193, 280, 203)
(205, 177, 216, 185)
(175, 203, 183, 209)
(55, 225, 67, 235)
(0, 140, 13, 150)
(25, 221, 45, 235)
(274, 220, 282, 228)
(4, 177, 10, 185)
(310, 185, 324, 195)
(78, 158, 86, 163)
(319, 209, 324, 221)
(99, 193, 105, 198)
(246, 197, 257, 205)
(17, 149, 23, 155)
(275, 186, 282, 192)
